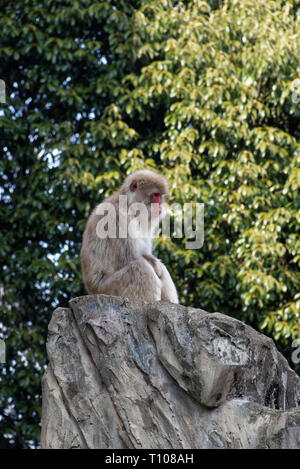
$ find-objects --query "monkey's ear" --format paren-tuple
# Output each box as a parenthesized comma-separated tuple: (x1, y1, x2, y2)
(130, 181, 138, 192)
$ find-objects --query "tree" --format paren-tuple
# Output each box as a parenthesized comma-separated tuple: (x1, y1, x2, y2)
(0, 0, 299, 448)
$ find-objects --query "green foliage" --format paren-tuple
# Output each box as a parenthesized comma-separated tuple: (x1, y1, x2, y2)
(0, 0, 299, 448)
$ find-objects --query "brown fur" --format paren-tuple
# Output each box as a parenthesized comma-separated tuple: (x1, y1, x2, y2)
(80, 170, 178, 303)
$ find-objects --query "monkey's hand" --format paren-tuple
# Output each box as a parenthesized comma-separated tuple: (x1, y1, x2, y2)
(143, 254, 163, 278)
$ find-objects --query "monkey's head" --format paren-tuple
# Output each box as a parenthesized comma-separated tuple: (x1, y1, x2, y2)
(121, 169, 169, 220)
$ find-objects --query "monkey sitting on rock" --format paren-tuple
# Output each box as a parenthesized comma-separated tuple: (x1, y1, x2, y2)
(80, 169, 178, 303)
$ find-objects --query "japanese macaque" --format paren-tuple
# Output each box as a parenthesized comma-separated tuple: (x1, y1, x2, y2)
(80, 169, 179, 303)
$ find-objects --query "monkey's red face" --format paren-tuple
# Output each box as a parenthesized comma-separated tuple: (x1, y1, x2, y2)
(128, 178, 166, 222)
(150, 192, 162, 217)
(150, 192, 161, 204)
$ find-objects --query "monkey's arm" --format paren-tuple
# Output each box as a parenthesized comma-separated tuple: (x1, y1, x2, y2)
(143, 254, 179, 304)
(159, 263, 179, 304)
(143, 253, 163, 277)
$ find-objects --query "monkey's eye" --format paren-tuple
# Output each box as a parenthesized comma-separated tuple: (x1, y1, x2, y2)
(130, 181, 138, 192)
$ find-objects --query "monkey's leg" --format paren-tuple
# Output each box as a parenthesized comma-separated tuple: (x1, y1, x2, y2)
(159, 263, 179, 304)
(97, 258, 162, 302)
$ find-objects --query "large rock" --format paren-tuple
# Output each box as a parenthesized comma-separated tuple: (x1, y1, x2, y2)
(41, 295, 300, 449)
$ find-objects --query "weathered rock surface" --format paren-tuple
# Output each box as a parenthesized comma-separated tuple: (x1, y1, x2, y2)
(41, 295, 300, 449)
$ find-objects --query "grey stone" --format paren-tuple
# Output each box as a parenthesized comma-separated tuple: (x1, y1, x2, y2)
(41, 295, 300, 449)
